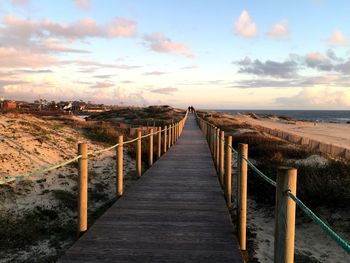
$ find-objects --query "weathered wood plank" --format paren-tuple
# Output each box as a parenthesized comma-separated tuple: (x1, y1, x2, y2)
(59, 114, 243, 262)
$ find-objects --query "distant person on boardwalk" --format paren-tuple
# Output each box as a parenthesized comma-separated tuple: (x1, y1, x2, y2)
(188, 106, 195, 113)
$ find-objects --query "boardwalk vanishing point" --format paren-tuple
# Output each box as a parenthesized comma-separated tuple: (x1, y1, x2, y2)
(60, 114, 243, 262)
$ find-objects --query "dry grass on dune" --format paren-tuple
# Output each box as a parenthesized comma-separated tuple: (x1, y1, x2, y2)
(199, 111, 350, 208)
(0, 106, 184, 261)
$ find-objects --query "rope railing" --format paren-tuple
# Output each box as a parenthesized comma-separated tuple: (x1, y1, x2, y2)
(1, 110, 189, 236)
(195, 113, 350, 259)
(287, 191, 350, 253)
(0, 123, 180, 185)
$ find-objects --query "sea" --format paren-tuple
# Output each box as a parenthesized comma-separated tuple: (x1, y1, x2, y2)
(213, 110, 350, 123)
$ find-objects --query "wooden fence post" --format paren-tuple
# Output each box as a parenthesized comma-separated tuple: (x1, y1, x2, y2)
(136, 131, 142, 177)
(149, 128, 153, 166)
(275, 167, 297, 263)
(174, 123, 177, 144)
(172, 124, 175, 145)
(238, 143, 248, 251)
(168, 124, 172, 148)
(78, 143, 88, 235)
(211, 126, 216, 156)
(176, 123, 178, 141)
(216, 128, 220, 169)
(213, 127, 217, 162)
(225, 136, 232, 207)
(219, 131, 225, 187)
(207, 124, 209, 143)
(163, 125, 167, 153)
(117, 136, 123, 198)
(157, 126, 161, 160)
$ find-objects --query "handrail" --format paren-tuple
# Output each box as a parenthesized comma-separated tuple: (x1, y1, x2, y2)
(195, 113, 350, 255)
(0, 115, 187, 185)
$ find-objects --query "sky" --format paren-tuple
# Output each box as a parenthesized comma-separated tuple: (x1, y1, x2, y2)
(0, 0, 350, 109)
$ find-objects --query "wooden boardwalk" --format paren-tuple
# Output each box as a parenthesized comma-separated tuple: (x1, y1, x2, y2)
(59, 114, 243, 262)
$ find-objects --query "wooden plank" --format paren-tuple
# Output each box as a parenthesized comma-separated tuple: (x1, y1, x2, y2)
(59, 114, 243, 263)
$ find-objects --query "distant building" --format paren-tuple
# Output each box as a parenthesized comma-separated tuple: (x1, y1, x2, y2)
(0, 100, 17, 110)
(82, 105, 106, 113)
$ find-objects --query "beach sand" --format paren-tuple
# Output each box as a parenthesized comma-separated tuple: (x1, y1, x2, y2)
(202, 111, 350, 263)
(234, 112, 350, 149)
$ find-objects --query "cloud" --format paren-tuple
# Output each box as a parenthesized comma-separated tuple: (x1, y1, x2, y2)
(326, 49, 343, 61)
(276, 87, 350, 109)
(0, 79, 27, 88)
(235, 56, 298, 78)
(305, 52, 333, 71)
(15, 69, 53, 74)
(229, 79, 300, 89)
(304, 51, 350, 74)
(9, 0, 30, 6)
(93, 74, 113, 79)
(229, 73, 350, 89)
(150, 87, 178, 95)
(121, 80, 133, 84)
(180, 65, 198, 70)
(89, 81, 114, 89)
(73, 0, 91, 11)
(68, 60, 141, 70)
(0, 47, 58, 68)
(143, 33, 193, 58)
(267, 20, 289, 39)
(1, 14, 137, 41)
(234, 10, 257, 38)
(143, 71, 166, 75)
(327, 30, 348, 46)
(0, 14, 137, 70)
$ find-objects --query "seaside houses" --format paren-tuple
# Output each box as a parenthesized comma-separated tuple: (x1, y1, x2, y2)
(0, 99, 17, 110)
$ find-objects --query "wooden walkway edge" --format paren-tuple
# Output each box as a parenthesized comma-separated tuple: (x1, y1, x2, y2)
(59, 114, 243, 262)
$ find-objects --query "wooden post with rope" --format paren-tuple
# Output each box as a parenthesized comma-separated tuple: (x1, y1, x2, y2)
(78, 143, 88, 235)
(117, 136, 123, 198)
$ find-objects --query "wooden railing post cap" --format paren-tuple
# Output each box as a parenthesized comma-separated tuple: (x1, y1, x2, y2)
(277, 167, 297, 175)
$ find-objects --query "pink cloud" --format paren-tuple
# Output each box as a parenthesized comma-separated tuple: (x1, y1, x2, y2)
(107, 18, 137, 37)
(9, 0, 30, 6)
(327, 30, 348, 46)
(306, 52, 324, 62)
(267, 20, 289, 39)
(73, 0, 91, 11)
(1, 14, 137, 40)
(0, 47, 58, 68)
(143, 33, 193, 58)
(234, 10, 257, 38)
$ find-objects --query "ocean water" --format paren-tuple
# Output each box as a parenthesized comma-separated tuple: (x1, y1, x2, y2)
(214, 110, 350, 123)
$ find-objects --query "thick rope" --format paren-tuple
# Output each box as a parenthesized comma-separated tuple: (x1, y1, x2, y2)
(0, 124, 175, 185)
(287, 191, 350, 253)
(197, 115, 350, 253)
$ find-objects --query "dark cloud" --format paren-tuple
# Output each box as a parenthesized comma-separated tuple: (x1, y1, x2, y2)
(235, 56, 298, 78)
(228, 79, 300, 88)
(304, 52, 350, 74)
(228, 74, 350, 89)
(15, 69, 53, 74)
(150, 87, 178, 95)
(326, 49, 343, 62)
